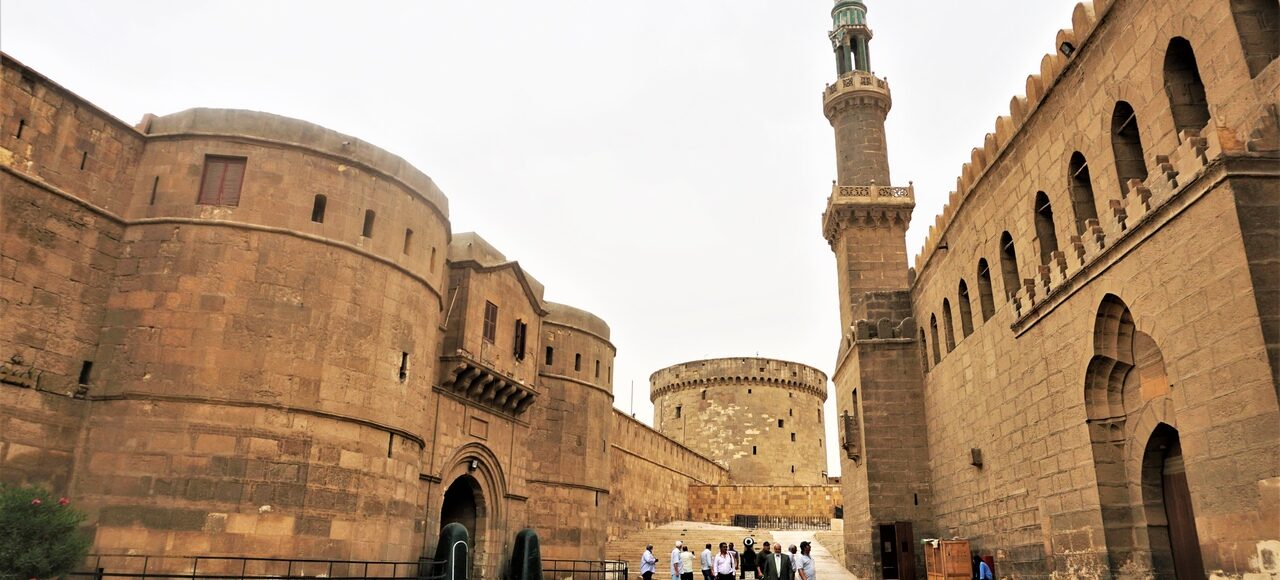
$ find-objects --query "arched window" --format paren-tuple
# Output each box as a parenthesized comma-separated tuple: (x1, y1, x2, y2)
(1111, 101, 1149, 196)
(311, 194, 327, 223)
(1034, 191, 1060, 265)
(1164, 37, 1211, 138)
(999, 232, 1021, 301)
(976, 259, 996, 321)
(929, 315, 941, 364)
(1068, 152, 1099, 234)
(919, 327, 930, 371)
(941, 299, 956, 352)
(957, 280, 974, 337)
(1231, 0, 1280, 78)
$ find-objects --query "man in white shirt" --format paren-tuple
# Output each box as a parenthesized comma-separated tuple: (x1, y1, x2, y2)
(700, 544, 714, 580)
(713, 543, 736, 580)
(672, 541, 685, 580)
(641, 545, 658, 580)
(795, 542, 816, 580)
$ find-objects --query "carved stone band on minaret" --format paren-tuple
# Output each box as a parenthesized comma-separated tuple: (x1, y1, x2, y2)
(821, 182, 915, 247)
(823, 70, 892, 120)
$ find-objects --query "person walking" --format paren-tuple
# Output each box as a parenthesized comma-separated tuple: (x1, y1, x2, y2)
(787, 546, 799, 580)
(700, 544, 714, 580)
(794, 542, 816, 580)
(681, 545, 696, 580)
(672, 541, 685, 580)
(714, 543, 736, 580)
(760, 543, 792, 580)
(641, 545, 657, 580)
(727, 543, 739, 576)
(756, 542, 770, 578)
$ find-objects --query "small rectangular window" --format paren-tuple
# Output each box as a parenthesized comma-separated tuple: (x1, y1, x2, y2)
(482, 301, 498, 343)
(311, 195, 327, 223)
(362, 210, 376, 237)
(778, 419, 784, 428)
(574, 353, 582, 372)
(197, 155, 246, 206)
(403, 229, 414, 254)
(595, 360, 600, 378)
(791, 432, 797, 442)
(513, 319, 527, 360)
(752, 446, 757, 455)
(78, 361, 93, 385)
(398, 352, 409, 382)
(545, 346, 554, 366)
(675, 406, 682, 419)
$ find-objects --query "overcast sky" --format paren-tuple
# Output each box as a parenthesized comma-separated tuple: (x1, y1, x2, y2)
(1, 0, 1076, 475)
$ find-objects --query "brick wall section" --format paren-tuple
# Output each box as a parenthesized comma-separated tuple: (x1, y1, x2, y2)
(608, 411, 728, 541)
(687, 485, 842, 525)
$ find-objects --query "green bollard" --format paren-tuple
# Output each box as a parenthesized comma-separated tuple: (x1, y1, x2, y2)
(505, 529, 542, 580)
(434, 523, 471, 580)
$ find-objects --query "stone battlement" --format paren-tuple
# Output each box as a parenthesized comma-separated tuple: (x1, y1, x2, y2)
(649, 357, 828, 402)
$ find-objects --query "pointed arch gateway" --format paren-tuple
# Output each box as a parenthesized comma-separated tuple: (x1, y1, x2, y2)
(1084, 295, 1200, 577)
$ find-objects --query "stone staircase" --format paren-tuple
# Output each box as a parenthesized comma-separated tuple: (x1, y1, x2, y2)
(606, 522, 757, 576)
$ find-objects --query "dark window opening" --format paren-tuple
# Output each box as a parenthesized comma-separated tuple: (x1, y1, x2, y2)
(930, 315, 942, 364)
(149, 176, 159, 206)
(482, 301, 498, 343)
(1068, 153, 1099, 234)
(311, 194, 327, 223)
(1164, 37, 1212, 138)
(430, 247, 437, 272)
(78, 361, 93, 385)
(403, 229, 414, 255)
(999, 232, 1020, 301)
(398, 352, 409, 382)
(595, 360, 600, 378)
(574, 353, 582, 372)
(752, 446, 757, 455)
(789, 408, 793, 416)
(976, 259, 996, 320)
(791, 465, 795, 473)
(778, 419, 785, 428)
(513, 320, 527, 360)
(748, 388, 752, 394)
(920, 327, 931, 372)
(957, 280, 974, 337)
(1111, 101, 1149, 196)
(1034, 191, 1059, 264)
(197, 155, 246, 206)
(362, 210, 376, 238)
(675, 406, 682, 419)
(15, 119, 25, 139)
(79, 151, 87, 170)
(1230, 0, 1279, 78)
(941, 299, 956, 352)
(701, 390, 707, 400)
(545, 346, 554, 366)
(387, 433, 394, 458)
(608, 365, 612, 382)
(791, 432, 797, 442)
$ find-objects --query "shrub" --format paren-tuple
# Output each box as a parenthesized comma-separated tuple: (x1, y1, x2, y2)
(0, 485, 91, 579)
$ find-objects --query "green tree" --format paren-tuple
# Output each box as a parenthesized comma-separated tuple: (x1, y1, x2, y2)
(0, 485, 91, 579)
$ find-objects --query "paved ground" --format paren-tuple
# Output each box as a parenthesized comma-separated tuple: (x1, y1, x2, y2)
(771, 531, 861, 580)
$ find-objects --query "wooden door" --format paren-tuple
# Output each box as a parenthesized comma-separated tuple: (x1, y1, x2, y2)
(895, 522, 917, 580)
(1163, 451, 1205, 579)
(880, 524, 900, 579)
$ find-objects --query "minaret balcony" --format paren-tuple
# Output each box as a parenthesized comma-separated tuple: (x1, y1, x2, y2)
(822, 182, 915, 243)
(823, 70, 891, 110)
(830, 181, 913, 202)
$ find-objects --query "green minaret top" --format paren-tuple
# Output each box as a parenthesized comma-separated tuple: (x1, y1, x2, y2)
(830, 0, 873, 74)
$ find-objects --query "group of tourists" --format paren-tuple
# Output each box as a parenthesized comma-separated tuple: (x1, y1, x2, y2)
(639, 540, 817, 580)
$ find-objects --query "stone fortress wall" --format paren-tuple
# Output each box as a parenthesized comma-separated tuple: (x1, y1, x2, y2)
(651, 357, 829, 486)
(821, 0, 1280, 578)
(0, 50, 743, 569)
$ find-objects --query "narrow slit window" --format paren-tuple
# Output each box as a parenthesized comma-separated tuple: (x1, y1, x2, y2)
(574, 353, 582, 372)
(403, 229, 414, 255)
(197, 155, 246, 206)
(942, 299, 956, 352)
(398, 352, 409, 382)
(482, 301, 498, 343)
(752, 446, 757, 455)
(149, 176, 160, 205)
(311, 195, 327, 223)
(362, 210, 376, 238)
(595, 360, 600, 378)
(15, 119, 25, 139)
(387, 433, 394, 458)
(957, 280, 974, 337)
(79, 151, 88, 170)
(675, 406, 682, 419)
(78, 361, 93, 385)
(513, 320, 527, 360)
(545, 346, 554, 366)
(999, 232, 1020, 301)
(430, 247, 437, 272)
(976, 259, 996, 320)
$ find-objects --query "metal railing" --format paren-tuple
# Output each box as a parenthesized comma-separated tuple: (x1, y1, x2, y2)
(70, 554, 446, 580)
(731, 515, 832, 531)
(541, 559, 628, 580)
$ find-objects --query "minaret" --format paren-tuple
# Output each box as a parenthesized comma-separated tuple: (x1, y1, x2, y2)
(822, 0, 915, 332)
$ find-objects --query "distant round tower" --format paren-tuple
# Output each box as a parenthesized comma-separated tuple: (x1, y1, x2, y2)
(650, 358, 828, 485)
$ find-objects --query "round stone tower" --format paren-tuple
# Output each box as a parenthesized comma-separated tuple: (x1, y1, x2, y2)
(650, 358, 828, 485)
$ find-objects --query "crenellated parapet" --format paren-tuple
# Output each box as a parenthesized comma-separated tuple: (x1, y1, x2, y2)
(650, 357, 829, 402)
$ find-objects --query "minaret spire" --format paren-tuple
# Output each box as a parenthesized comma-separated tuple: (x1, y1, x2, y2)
(831, 0, 874, 74)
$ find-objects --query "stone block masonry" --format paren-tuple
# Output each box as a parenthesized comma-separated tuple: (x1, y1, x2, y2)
(688, 485, 842, 526)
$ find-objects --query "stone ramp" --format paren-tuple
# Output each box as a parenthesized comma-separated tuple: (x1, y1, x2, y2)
(605, 522, 757, 577)
(770, 531, 860, 580)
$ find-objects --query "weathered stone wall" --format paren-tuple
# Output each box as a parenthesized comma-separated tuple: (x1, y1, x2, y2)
(880, 0, 1280, 577)
(608, 411, 729, 541)
(651, 358, 829, 485)
(687, 485, 842, 525)
(526, 302, 616, 560)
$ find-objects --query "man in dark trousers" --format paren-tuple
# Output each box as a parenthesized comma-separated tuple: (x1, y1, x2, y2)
(760, 543, 792, 580)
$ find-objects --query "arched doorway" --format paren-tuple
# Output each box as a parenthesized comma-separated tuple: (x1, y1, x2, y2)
(441, 475, 483, 550)
(1142, 425, 1205, 579)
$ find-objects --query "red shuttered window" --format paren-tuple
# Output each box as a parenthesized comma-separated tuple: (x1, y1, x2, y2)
(198, 156, 247, 206)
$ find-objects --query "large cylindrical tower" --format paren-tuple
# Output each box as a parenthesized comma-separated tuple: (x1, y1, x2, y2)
(525, 302, 615, 559)
(80, 108, 450, 560)
(650, 358, 828, 485)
